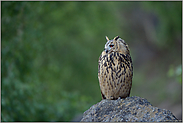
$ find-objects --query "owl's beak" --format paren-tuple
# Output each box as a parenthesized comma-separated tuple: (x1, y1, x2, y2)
(105, 49, 108, 53)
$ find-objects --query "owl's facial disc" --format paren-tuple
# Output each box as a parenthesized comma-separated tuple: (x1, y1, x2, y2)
(104, 36, 128, 54)
(104, 41, 115, 53)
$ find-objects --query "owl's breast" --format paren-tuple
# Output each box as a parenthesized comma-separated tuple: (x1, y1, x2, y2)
(99, 51, 133, 82)
(98, 51, 133, 99)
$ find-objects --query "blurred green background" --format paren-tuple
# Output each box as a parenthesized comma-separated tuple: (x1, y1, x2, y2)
(1, 1, 182, 121)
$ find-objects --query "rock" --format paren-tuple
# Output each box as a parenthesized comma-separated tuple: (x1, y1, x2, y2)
(80, 96, 179, 122)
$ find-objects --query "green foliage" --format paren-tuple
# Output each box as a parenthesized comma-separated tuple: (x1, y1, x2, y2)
(141, 1, 182, 49)
(1, 1, 121, 121)
(167, 64, 182, 84)
(1, 1, 181, 121)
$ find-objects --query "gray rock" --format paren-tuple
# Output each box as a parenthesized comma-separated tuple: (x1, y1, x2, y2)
(80, 96, 179, 122)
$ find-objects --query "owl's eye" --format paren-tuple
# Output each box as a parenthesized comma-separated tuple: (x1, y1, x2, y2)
(109, 44, 114, 47)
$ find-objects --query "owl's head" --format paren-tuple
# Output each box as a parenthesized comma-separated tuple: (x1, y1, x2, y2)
(104, 36, 130, 54)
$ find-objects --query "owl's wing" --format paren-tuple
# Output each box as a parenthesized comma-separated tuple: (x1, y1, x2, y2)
(98, 54, 102, 75)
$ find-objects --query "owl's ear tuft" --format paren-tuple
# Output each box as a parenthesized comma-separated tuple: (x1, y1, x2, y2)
(105, 36, 109, 41)
(114, 36, 119, 41)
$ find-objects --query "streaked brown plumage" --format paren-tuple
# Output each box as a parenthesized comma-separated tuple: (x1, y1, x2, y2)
(98, 36, 133, 100)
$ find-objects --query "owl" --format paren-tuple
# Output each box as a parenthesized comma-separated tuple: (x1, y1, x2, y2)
(98, 36, 133, 100)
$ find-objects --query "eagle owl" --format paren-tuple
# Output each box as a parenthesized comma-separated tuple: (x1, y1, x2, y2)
(98, 36, 133, 100)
